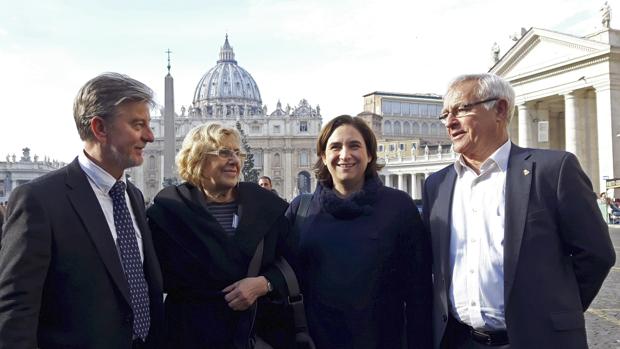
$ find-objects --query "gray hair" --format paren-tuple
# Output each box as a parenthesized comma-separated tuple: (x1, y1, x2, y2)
(73, 72, 154, 141)
(444, 73, 515, 123)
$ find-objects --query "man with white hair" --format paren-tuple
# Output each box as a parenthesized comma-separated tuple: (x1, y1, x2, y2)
(423, 73, 615, 348)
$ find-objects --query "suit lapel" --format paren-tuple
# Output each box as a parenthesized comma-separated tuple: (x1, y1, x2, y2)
(503, 144, 533, 304)
(65, 160, 131, 305)
(434, 168, 457, 289)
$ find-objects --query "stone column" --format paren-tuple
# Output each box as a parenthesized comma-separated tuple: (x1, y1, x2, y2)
(595, 84, 620, 194)
(517, 103, 532, 147)
(410, 173, 419, 199)
(534, 101, 550, 149)
(384, 173, 392, 188)
(583, 90, 599, 187)
(564, 92, 579, 157)
(398, 174, 406, 192)
(284, 148, 293, 199)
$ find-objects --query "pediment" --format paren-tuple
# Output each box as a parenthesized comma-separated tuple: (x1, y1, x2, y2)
(491, 28, 609, 78)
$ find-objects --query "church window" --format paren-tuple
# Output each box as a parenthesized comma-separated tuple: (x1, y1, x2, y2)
(251, 125, 261, 133)
(392, 102, 401, 115)
(394, 121, 402, 135)
(253, 150, 263, 167)
(403, 121, 411, 135)
(399, 143, 405, 151)
(274, 153, 281, 167)
(420, 104, 428, 117)
(299, 121, 308, 132)
(411, 103, 419, 116)
(421, 123, 429, 135)
(378, 145, 384, 152)
(299, 150, 309, 167)
(389, 144, 395, 152)
(273, 125, 281, 134)
(401, 103, 410, 116)
(384, 121, 392, 135)
(148, 155, 156, 170)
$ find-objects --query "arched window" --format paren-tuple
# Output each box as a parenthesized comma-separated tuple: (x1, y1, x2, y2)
(394, 121, 402, 135)
(421, 123, 429, 135)
(403, 121, 411, 135)
(430, 123, 438, 135)
(273, 153, 281, 167)
(384, 121, 392, 135)
(148, 155, 156, 170)
(412, 122, 419, 134)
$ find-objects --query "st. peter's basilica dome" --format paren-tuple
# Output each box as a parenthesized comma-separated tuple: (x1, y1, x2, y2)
(192, 35, 263, 117)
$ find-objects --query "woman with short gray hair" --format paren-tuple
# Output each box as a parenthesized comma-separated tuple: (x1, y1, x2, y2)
(147, 123, 291, 348)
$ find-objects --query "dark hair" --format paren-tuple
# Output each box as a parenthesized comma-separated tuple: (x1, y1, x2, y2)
(73, 72, 154, 141)
(313, 115, 382, 186)
(259, 176, 272, 184)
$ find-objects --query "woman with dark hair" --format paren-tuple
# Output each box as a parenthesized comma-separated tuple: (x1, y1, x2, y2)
(146, 123, 290, 348)
(286, 115, 432, 348)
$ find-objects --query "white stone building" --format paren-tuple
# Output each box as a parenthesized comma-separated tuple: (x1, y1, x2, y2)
(377, 19, 620, 199)
(491, 26, 620, 194)
(0, 148, 66, 202)
(127, 36, 322, 202)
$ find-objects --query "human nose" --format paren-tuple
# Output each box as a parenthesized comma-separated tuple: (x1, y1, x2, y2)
(143, 126, 155, 142)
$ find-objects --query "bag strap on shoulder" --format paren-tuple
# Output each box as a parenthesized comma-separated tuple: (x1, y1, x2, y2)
(293, 193, 312, 234)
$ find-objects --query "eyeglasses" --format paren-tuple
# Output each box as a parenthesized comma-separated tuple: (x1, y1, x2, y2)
(205, 148, 247, 161)
(438, 97, 499, 125)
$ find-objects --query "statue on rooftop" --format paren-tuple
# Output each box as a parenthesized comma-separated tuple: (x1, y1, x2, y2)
(601, 1, 611, 28)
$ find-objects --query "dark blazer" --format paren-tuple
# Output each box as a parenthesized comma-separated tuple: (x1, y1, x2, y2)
(0, 158, 164, 349)
(423, 144, 616, 348)
(146, 182, 290, 348)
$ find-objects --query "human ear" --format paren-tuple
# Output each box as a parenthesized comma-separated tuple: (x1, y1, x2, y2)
(90, 116, 109, 143)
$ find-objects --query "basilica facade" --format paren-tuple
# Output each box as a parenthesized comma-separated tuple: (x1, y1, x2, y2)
(127, 36, 322, 203)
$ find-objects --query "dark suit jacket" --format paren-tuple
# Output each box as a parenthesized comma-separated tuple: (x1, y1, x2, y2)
(146, 182, 290, 348)
(0, 158, 164, 349)
(423, 144, 616, 349)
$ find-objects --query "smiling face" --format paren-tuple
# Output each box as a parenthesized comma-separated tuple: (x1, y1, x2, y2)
(442, 80, 509, 163)
(201, 136, 242, 193)
(322, 124, 371, 195)
(100, 101, 154, 178)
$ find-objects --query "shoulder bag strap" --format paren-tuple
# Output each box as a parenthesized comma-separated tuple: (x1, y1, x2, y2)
(247, 238, 264, 277)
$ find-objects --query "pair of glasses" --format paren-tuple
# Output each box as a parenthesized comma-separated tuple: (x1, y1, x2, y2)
(205, 148, 247, 161)
(438, 97, 499, 125)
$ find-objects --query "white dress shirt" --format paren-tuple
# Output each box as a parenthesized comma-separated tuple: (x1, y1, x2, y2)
(78, 152, 144, 261)
(449, 140, 511, 330)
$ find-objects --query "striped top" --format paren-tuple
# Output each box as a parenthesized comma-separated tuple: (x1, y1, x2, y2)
(207, 202, 238, 236)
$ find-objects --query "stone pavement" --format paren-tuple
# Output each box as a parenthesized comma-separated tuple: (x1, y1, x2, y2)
(586, 224, 620, 348)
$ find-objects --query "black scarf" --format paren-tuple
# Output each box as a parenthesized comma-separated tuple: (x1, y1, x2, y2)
(318, 176, 381, 219)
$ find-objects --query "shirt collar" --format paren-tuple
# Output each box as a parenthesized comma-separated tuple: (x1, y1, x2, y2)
(78, 151, 124, 194)
(453, 140, 511, 176)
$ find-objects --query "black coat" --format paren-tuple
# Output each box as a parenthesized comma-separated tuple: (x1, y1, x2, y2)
(286, 178, 433, 349)
(0, 159, 164, 349)
(146, 182, 290, 348)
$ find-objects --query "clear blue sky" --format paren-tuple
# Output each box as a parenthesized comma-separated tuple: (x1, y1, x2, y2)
(0, 0, 605, 162)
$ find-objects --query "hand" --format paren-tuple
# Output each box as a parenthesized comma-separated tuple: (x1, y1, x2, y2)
(222, 276, 269, 311)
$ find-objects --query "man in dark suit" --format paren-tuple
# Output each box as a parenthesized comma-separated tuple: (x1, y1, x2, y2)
(423, 73, 616, 348)
(0, 73, 163, 349)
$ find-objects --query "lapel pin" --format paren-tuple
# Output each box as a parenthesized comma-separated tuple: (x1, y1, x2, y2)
(523, 169, 530, 176)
